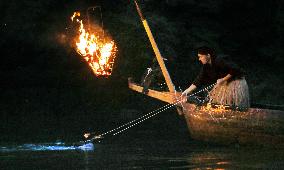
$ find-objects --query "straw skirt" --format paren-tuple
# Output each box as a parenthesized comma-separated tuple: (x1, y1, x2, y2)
(209, 78, 250, 110)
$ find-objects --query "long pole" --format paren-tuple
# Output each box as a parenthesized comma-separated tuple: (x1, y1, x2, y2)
(133, 1, 183, 115)
(133, 0, 175, 92)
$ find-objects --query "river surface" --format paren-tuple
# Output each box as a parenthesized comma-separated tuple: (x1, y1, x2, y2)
(1, 127, 284, 170)
(1, 106, 284, 170)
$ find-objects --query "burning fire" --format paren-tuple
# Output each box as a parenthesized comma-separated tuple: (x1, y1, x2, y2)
(201, 103, 230, 113)
(71, 12, 117, 76)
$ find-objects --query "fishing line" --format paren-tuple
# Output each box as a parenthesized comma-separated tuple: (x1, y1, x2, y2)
(85, 102, 175, 141)
(112, 83, 217, 136)
(113, 99, 179, 136)
(85, 100, 180, 142)
(86, 83, 216, 141)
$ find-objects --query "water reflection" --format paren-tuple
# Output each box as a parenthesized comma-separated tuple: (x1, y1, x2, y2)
(1, 140, 284, 169)
(1, 135, 284, 169)
(140, 147, 284, 169)
(0, 141, 94, 152)
(164, 152, 231, 169)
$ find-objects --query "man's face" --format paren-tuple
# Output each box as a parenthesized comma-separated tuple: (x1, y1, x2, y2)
(198, 54, 209, 64)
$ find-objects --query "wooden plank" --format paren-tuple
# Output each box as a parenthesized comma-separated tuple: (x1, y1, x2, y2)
(128, 78, 179, 104)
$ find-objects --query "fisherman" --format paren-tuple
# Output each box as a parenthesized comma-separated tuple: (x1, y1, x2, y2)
(181, 46, 250, 110)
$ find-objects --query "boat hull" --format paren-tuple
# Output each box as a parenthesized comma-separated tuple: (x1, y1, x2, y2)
(184, 104, 284, 147)
(128, 79, 284, 147)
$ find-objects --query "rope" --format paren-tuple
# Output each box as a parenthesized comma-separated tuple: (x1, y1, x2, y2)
(100, 103, 173, 136)
(112, 83, 216, 136)
(113, 100, 179, 136)
(86, 83, 216, 142)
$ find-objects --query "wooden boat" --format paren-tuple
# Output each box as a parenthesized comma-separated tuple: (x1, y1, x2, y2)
(128, 78, 284, 147)
(129, 1, 284, 147)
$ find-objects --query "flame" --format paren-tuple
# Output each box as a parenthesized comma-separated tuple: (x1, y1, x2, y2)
(71, 12, 80, 21)
(201, 103, 229, 113)
(71, 12, 117, 76)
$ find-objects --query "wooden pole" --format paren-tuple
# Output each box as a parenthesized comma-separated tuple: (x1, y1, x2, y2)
(134, 0, 175, 92)
(133, 1, 183, 115)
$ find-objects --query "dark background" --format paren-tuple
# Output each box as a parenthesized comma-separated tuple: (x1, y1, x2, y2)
(1, 0, 283, 142)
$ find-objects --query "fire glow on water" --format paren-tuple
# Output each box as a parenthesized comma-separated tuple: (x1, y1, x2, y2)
(71, 12, 117, 76)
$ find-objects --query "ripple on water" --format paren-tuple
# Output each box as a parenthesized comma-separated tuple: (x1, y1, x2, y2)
(0, 141, 95, 152)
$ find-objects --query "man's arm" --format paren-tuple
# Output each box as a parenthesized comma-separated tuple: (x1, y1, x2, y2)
(217, 74, 232, 85)
(177, 84, 197, 103)
(182, 84, 197, 95)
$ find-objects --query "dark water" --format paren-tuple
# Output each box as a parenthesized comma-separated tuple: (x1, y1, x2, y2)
(1, 127, 284, 169)
(1, 106, 284, 169)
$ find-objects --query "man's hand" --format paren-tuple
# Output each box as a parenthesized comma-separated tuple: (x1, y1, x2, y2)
(216, 78, 226, 86)
(180, 92, 188, 103)
(217, 74, 231, 86)
(172, 92, 186, 105)
(176, 84, 196, 104)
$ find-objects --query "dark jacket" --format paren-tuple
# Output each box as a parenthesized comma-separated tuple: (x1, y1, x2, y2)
(193, 56, 245, 87)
